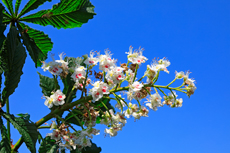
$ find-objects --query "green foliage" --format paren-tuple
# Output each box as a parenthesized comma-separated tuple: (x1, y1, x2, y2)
(0, 117, 11, 153)
(65, 108, 83, 126)
(18, 0, 52, 18)
(1, 27, 26, 106)
(38, 136, 58, 153)
(2, 113, 39, 153)
(18, 22, 53, 67)
(2, 0, 13, 15)
(62, 73, 77, 103)
(20, 0, 96, 29)
(14, 0, 22, 15)
(16, 113, 31, 120)
(37, 72, 56, 97)
(96, 97, 115, 113)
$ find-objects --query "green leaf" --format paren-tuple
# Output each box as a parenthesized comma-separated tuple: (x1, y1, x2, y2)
(2, 113, 39, 153)
(38, 136, 58, 153)
(18, 22, 53, 67)
(1, 27, 26, 106)
(15, 0, 22, 15)
(16, 113, 30, 120)
(20, 0, 96, 29)
(2, 0, 13, 15)
(18, 0, 52, 18)
(0, 118, 11, 153)
(37, 72, 56, 97)
(65, 108, 83, 126)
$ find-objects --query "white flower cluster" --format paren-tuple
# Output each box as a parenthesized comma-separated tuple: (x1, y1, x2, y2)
(47, 122, 99, 151)
(40, 47, 196, 149)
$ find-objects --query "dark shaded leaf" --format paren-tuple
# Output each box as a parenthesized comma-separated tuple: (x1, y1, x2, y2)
(20, 0, 96, 29)
(2, 0, 13, 15)
(18, 0, 52, 18)
(0, 3, 7, 50)
(38, 136, 58, 153)
(37, 72, 56, 97)
(18, 22, 53, 67)
(82, 140, 101, 153)
(0, 117, 11, 153)
(1, 27, 26, 106)
(2, 113, 39, 153)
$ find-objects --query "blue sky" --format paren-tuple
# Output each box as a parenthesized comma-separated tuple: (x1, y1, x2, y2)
(2, 0, 230, 152)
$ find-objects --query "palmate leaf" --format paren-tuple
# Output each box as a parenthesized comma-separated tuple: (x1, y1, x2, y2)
(1, 27, 26, 106)
(38, 136, 58, 153)
(18, 22, 53, 67)
(2, 113, 39, 153)
(18, 0, 52, 18)
(1, 0, 13, 15)
(37, 72, 56, 97)
(20, 0, 96, 29)
(0, 118, 11, 153)
(15, 0, 22, 15)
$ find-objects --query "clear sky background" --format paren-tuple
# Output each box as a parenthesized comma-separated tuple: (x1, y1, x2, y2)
(2, 0, 230, 153)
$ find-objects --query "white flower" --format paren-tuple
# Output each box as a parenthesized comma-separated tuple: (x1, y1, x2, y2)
(132, 112, 141, 120)
(90, 81, 110, 101)
(112, 112, 127, 126)
(175, 98, 183, 107)
(126, 90, 134, 101)
(175, 71, 185, 79)
(71, 65, 86, 82)
(48, 62, 63, 75)
(98, 49, 116, 71)
(44, 94, 56, 108)
(42, 53, 69, 76)
(126, 46, 148, 64)
(145, 93, 162, 111)
(124, 108, 133, 118)
(163, 91, 178, 106)
(106, 67, 125, 84)
(84, 50, 99, 65)
(47, 129, 61, 141)
(44, 90, 66, 108)
(130, 81, 143, 92)
(53, 90, 66, 106)
(139, 106, 149, 117)
(55, 52, 68, 66)
(104, 123, 123, 137)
